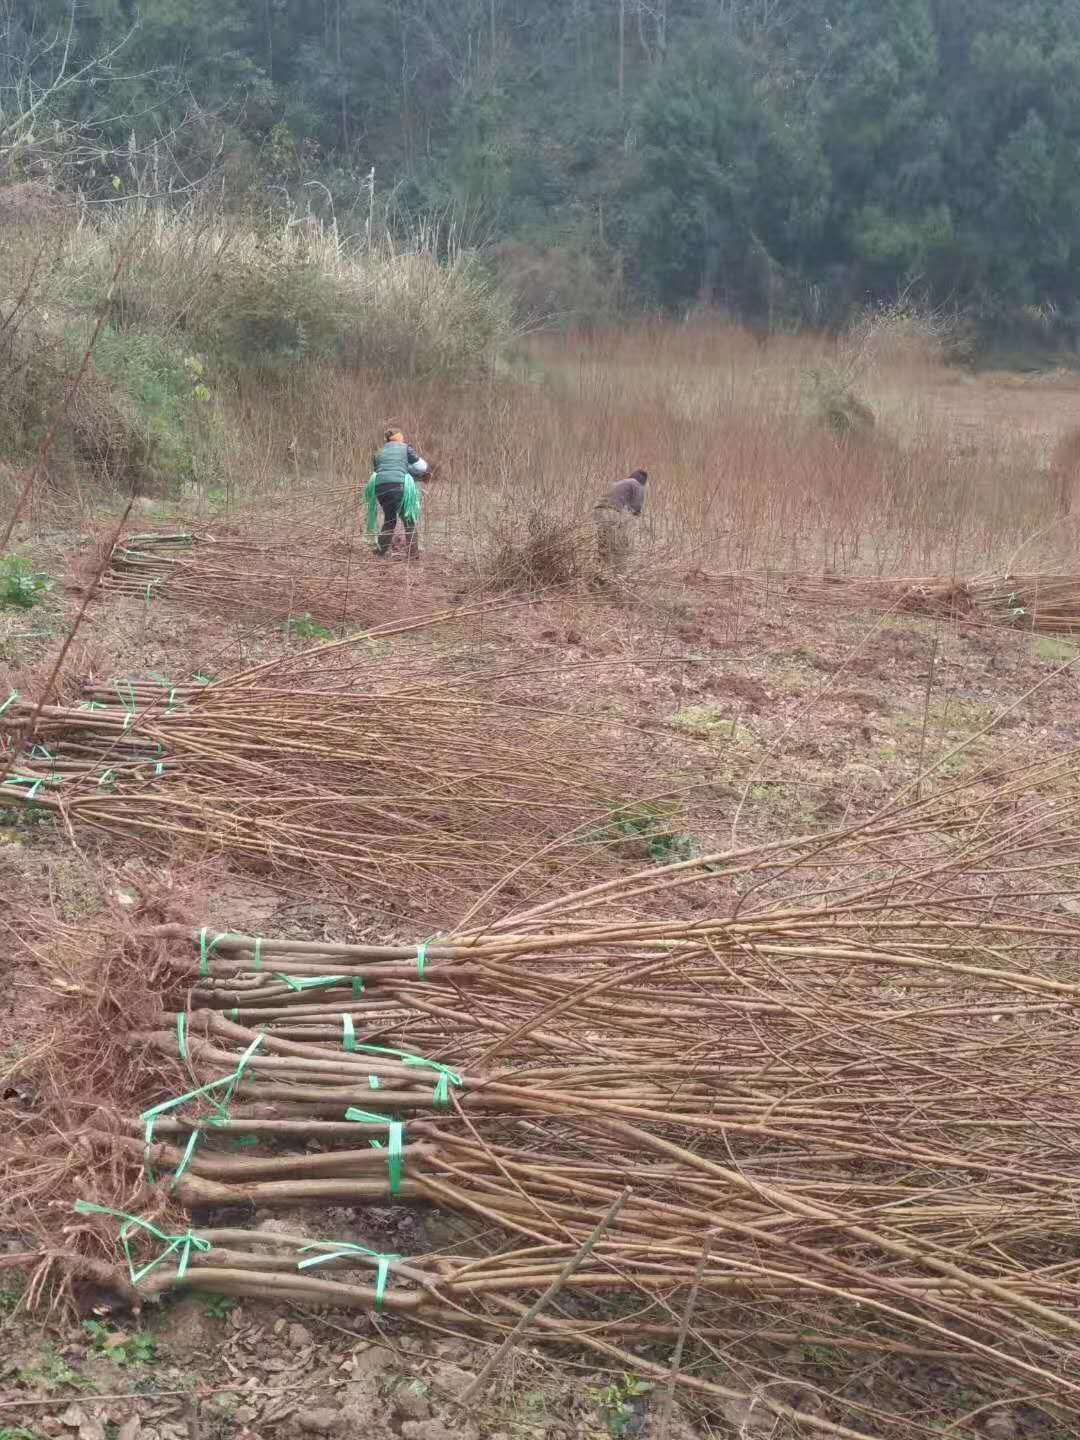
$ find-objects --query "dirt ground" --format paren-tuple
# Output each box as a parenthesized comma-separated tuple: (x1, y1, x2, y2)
(3, 497, 1079, 1440)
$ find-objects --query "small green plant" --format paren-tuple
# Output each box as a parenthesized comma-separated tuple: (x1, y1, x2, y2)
(82, 1320, 157, 1367)
(283, 613, 334, 642)
(1, 1427, 44, 1440)
(1, 555, 54, 610)
(670, 705, 753, 744)
(588, 1375, 654, 1437)
(0, 1280, 24, 1313)
(200, 1293, 238, 1320)
(591, 801, 698, 865)
(1034, 635, 1080, 664)
(17, 1346, 88, 1392)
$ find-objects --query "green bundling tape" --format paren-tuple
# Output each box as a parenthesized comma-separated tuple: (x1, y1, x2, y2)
(416, 942, 428, 978)
(155, 761, 165, 777)
(228, 1008, 239, 1020)
(0, 690, 19, 717)
(74, 1201, 210, 1284)
(198, 928, 225, 977)
(29, 744, 53, 761)
(173, 1129, 200, 1185)
(98, 769, 116, 789)
(277, 974, 349, 992)
(369, 1075, 381, 1089)
(176, 1013, 188, 1060)
(140, 1033, 265, 1188)
(352, 977, 364, 995)
(345, 1108, 404, 1194)
(342, 1042, 461, 1109)
(297, 1241, 399, 1311)
(342, 1015, 356, 1052)
(7, 773, 59, 800)
(253, 938, 263, 971)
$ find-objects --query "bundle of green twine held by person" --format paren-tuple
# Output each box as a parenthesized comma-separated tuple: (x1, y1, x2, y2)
(365, 425, 432, 558)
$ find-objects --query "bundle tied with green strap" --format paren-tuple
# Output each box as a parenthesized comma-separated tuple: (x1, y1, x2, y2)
(364, 474, 422, 536)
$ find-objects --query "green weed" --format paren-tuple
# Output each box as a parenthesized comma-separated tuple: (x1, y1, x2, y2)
(1, 555, 54, 610)
(82, 1320, 157, 1368)
(1, 1428, 44, 1440)
(591, 801, 698, 865)
(588, 1375, 654, 1438)
(1034, 635, 1080, 664)
(18, 1347, 88, 1392)
(670, 705, 753, 744)
(0, 1279, 24, 1313)
(283, 614, 334, 642)
(199, 1294, 238, 1321)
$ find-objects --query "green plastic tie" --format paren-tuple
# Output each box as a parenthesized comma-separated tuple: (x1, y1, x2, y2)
(345, 1108, 404, 1194)
(140, 1033, 265, 1186)
(252, 938, 263, 971)
(297, 1241, 399, 1311)
(0, 690, 19, 717)
(176, 1013, 188, 1060)
(98, 769, 116, 789)
(341, 1042, 461, 1108)
(154, 761, 165, 777)
(342, 1015, 356, 1052)
(276, 973, 349, 992)
(198, 928, 225, 977)
(369, 1075, 381, 1089)
(416, 942, 428, 978)
(352, 976, 365, 995)
(73, 1201, 210, 1284)
(7, 773, 59, 801)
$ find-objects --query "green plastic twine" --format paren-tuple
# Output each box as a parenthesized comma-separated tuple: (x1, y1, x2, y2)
(277, 974, 349, 992)
(176, 1013, 188, 1060)
(198, 928, 225, 977)
(345, 1108, 404, 1194)
(342, 1015, 356, 1052)
(6, 773, 59, 801)
(141, 1033, 265, 1187)
(369, 1076, 381, 1089)
(341, 1042, 461, 1109)
(74, 1201, 210, 1283)
(252, 938, 263, 971)
(297, 1241, 399, 1311)
(0, 690, 19, 717)
(416, 942, 428, 978)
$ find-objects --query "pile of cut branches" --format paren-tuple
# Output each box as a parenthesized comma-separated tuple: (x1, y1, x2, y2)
(6, 749, 1079, 1437)
(703, 567, 1080, 634)
(65, 876, 1080, 1438)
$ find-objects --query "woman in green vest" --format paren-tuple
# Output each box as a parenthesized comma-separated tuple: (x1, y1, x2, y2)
(365, 426, 430, 558)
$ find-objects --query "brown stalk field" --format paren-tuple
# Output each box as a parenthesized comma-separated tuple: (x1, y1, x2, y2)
(4, 301, 1080, 1440)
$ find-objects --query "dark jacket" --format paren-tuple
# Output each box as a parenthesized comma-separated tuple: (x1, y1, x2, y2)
(372, 440, 422, 489)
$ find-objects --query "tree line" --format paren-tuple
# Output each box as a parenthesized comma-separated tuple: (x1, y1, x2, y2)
(5, 1, 1080, 334)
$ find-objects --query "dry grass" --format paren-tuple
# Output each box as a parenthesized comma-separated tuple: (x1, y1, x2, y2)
(176, 314, 1080, 600)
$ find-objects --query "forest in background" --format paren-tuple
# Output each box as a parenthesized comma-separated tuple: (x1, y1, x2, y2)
(4, 1, 1080, 339)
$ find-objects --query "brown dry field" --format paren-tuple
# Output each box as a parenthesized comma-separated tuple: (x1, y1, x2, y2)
(3, 325, 1080, 1440)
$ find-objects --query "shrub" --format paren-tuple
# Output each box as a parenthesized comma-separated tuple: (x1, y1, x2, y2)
(1, 554, 54, 609)
(482, 507, 593, 591)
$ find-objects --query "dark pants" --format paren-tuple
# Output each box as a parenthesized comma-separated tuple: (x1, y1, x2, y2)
(375, 483, 418, 557)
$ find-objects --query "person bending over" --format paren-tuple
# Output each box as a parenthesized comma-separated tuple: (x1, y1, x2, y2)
(365, 425, 431, 558)
(595, 468, 648, 572)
